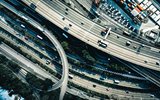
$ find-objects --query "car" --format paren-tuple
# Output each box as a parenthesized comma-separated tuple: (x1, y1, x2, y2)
(100, 77, 105, 80)
(101, 31, 107, 36)
(46, 60, 51, 65)
(41, 47, 45, 51)
(126, 91, 129, 94)
(93, 84, 96, 88)
(64, 27, 69, 31)
(150, 94, 154, 98)
(106, 88, 109, 91)
(133, 46, 137, 49)
(24, 36, 29, 40)
(123, 31, 131, 36)
(156, 62, 159, 66)
(69, 74, 74, 79)
(114, 80, 120, 84)
(126, 41, 131, 46)
(20, 24, 25, 28)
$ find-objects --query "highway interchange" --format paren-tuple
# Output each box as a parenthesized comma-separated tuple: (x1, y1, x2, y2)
(0, 0, 160, 99)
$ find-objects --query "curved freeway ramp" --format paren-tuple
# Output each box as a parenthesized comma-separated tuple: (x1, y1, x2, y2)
(0, 1, 69, 100)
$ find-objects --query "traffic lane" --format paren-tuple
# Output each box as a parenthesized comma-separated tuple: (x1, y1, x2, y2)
(47, 0, 107, 37)
(42, 0, 93, 29)
(107, 32, 160, 59)
(90, 23, 104, 36)
(71, 75, 154, 99)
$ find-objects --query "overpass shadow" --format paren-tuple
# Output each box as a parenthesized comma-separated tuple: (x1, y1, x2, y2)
(87, 1, 99, 20)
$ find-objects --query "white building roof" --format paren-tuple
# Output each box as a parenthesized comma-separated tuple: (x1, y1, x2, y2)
(152, 7, 157, 13)
(143, 0, 148, 5)
(156, 11, 160, 15)
(140, 3, 145, 8)
(155, 15, 160, 21)
(148, 5, 155, 10)
(157, 20, 160, 26)
(131, 9, 139, 16)
(151, 14, 157, 19)
(146, 1, 152, 7)
(137, 0, 143, 3)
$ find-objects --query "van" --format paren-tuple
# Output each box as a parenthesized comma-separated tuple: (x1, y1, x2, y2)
(126, 41, 131, 46)
(123, 31, 131, 36)
(20, 24, 25, 28)
(114, 80, 120, 84)
(98, 40, 108, 48)
(69, 74, 74, 79)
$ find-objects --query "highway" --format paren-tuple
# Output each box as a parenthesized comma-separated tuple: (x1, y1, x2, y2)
(21, 0, 160, 72)
(0, 1, 69, 100)
(1, 0, 160, 99)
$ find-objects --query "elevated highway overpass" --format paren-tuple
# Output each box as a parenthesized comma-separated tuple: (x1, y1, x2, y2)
(0, 1, 69, 100)
(1, 1, 160, 98)
(22, 0, 160, 72)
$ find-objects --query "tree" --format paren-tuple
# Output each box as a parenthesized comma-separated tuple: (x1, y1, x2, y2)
(42, 78, 53, 90)
(82, 50, 95, 63)
(61, 41, 69, 50)
(0, 55, 8, 63)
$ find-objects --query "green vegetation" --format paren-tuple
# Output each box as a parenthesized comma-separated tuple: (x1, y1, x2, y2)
(0, 54, 35, 100)
(108, 62, 130, 73)
(82, 50, 96, 63)
(61, 41, 69, 50)
(64, 92, 86, 100)
(68, 81, 110, 99)
(26, 73, 53, 91)
(0, 54, 21, 73)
